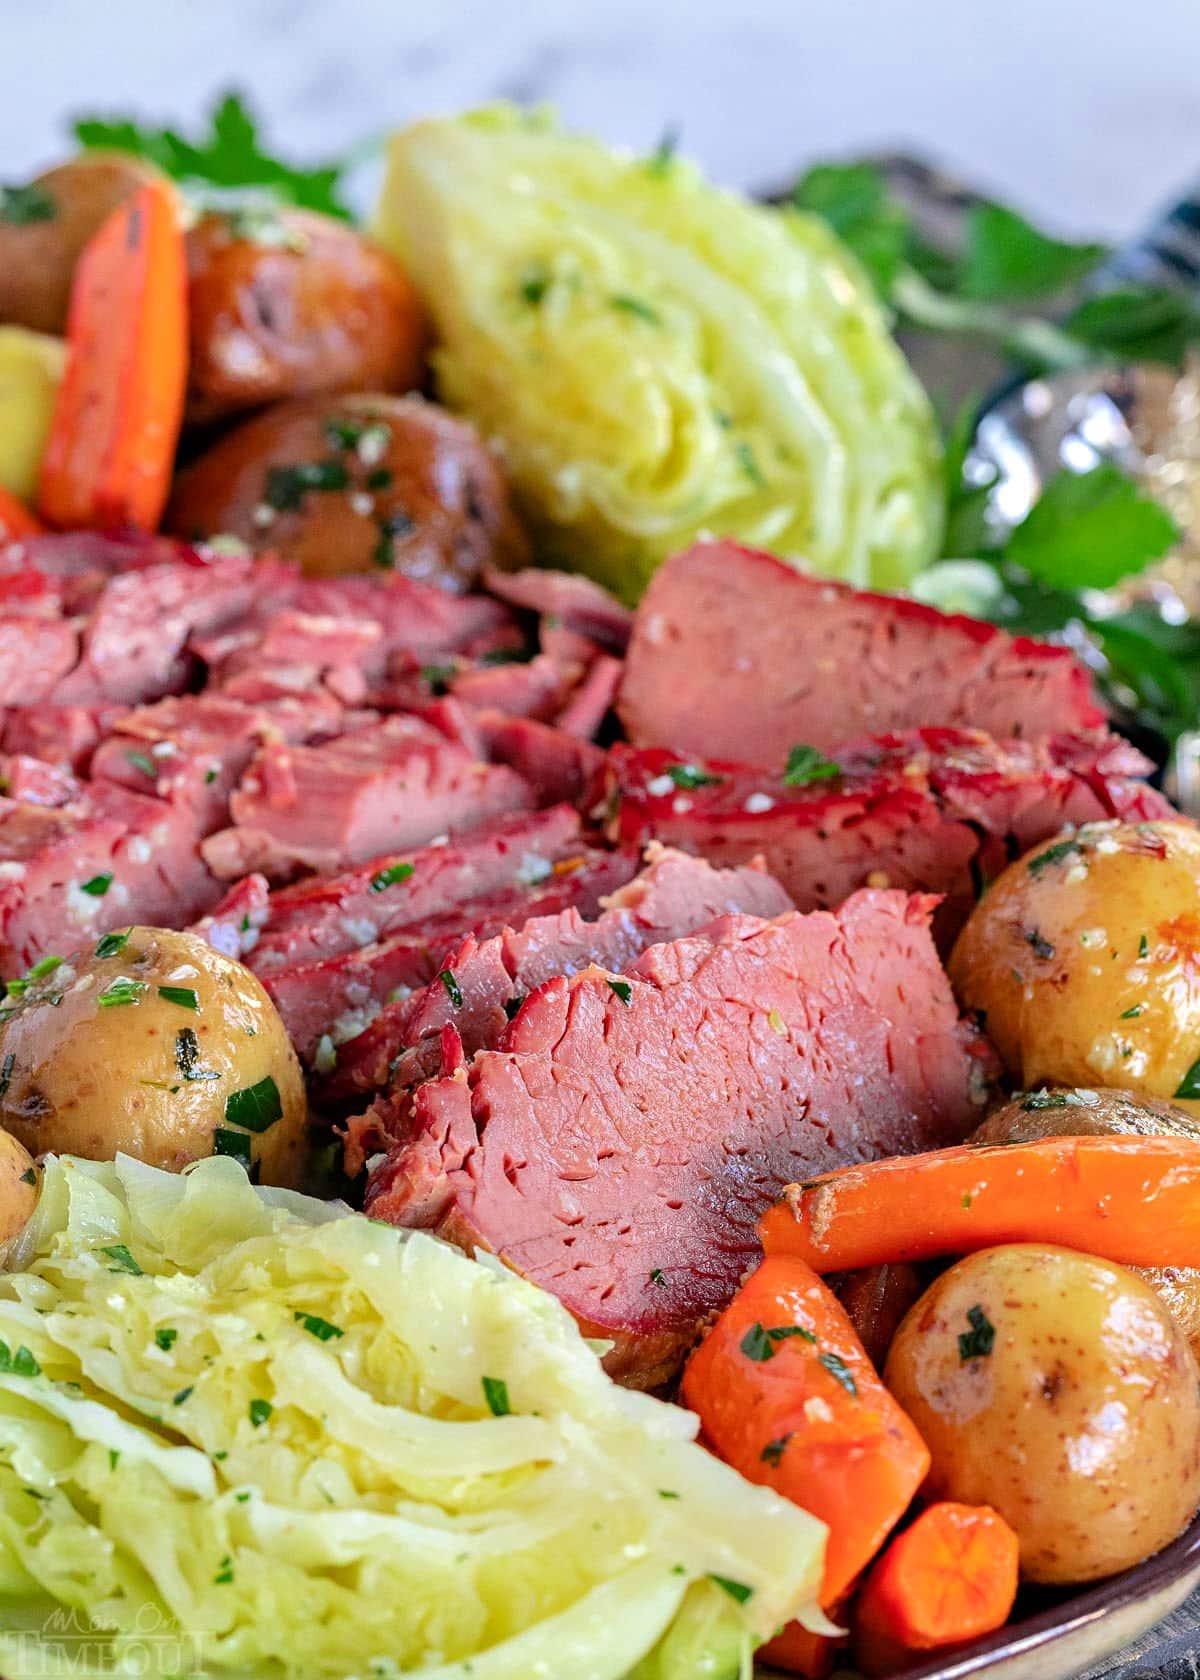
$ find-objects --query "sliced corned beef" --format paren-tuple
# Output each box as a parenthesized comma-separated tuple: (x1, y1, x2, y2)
(556, 653, 623, 741)
(0, 756, 81, 808)
(0, 781, 217, 974)
(482, 565, 632, 653)
(331, 843, 794, 1108)
(617, 540, 1105, 765)
(0, 617, 78, 703)
(608, 730, 1174, 945)
(1, 705, 124, 771)
(249, 804, 586, 974)
(51, 552, 264, 707)
(292, 574, 515, 658)
(478, 713, 605, 809)
(202, 717, 535, 880)
(189, 873, 271, 961)
(367, 890, 988, 1386)
(271, 847, 639, 1062)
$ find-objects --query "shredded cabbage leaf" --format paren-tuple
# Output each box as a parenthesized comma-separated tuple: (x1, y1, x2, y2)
(373, 106, 943, 602)
(0, 1155, 825, 1678)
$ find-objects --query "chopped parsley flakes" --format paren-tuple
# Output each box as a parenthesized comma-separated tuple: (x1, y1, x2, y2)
(782, 744, 841, 787)
(958, 1304, 996, 1362)
(369, 861, 415, 894)
(224, 1075, 282, 1133)
(481, 1376, 510, 1417)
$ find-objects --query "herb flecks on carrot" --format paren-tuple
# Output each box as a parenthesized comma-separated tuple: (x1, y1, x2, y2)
(681, 1254, 929, 1606)
(38, 177, 186, 531)
(760, 1134, 1200, 1273)
(853, 1502, 1019, 1676)
(0, 485, 44, 542)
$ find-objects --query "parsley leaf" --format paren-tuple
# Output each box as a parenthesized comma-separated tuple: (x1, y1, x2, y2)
(369, 861, 415, 894)
(94, 930, 130, 959)
(708, 1575, 754, 1606)
(666, 763, 723, 790)
(438, 970, 463, 1010)
(1002, 462, 1178, 591)
(606, 978, 632, 1005)
(80, 873, 113, 897)
(158, 985, 198, 1011)
(248, 1398, 272, 1427)
(73, 92, 355, 219)
(782, 744, 842, 787)
(294, 1312, 344, 1342)
(102, 1244, 143, 1276)
(958, 1303, 996, 1362)
(960, 203, 1107, 302)
(0, 183, 56, 225)
(817, 1350, 859, 1397)
(792, 162, 909, 299)
(224, 1076, 282, 1133)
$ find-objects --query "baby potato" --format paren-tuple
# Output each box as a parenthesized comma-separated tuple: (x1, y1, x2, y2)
(885, 1244, 1200, 1583)
(0, 152, 157, 334)
(166, 392, 529, 588)
(0, 928, 307, 1184)
(186, 209, 427, 424)
(950, 820, 1200, 1107)
(0, 1129, 37, 1259)
(973, 1086, 1200, 1364)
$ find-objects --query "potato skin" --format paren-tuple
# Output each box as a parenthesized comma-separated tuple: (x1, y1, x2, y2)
(0, 1130, 37, 1259)
(973, 1086, 1200, 1364)
(185, 210, 427, 424)
(166, 392, 529, 588)
(884, 1244, 1200, 1583)
(950, 821, 1200, 1106)
(0, 928, 307, 1184)
(0, 153, 156, 334)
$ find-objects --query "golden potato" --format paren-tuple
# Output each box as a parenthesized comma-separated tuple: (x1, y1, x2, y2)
(0, 1129, 37, 1259)
(0, 928, 307, 1184)
(166, 392, 529, 588)
(885, 1244, 1200, 1583)
(186, 209, 427, 424)
(0, 153, 157, 334)
(973, 1086, 1200, 1363)
(950, 820, 1200, 1107)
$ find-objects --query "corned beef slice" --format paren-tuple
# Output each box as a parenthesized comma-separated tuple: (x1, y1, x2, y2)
(367, 889, 985, 1385)
(331, 844, 793, 1101)
(271, 847, 639, 1061)
(0, 781, 218, 974)
(617, 540, 1105, 764)
(203, 717, 535, 880)
(482, 565, 633, 653)
(249, 804, 586, 973)
(189, 874, 271, 961)
(609, 730, 1173, 941)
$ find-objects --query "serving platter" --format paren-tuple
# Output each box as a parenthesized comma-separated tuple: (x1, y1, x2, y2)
(758, 1513, 1200, 1680)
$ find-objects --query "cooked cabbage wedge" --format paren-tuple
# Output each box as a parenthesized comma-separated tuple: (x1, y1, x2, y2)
(373, 106, 942, 601)
(0, 1155, 825, 1679)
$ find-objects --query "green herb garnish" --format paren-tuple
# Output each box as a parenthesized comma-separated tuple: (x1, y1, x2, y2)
(158, 985, 198, 1010)
(438, 970, 463, 1010)
(369, 861, 415, 894)
(958, 1304, 996, 1362)
(817, 1351, 858, 1397)
(155, 1328, 178, 1352)
(666, 763, 723, 790)
(611, 293, 660, 325)
(294, 1312, 344, 1342)
(264, 458, 349, 511)
(606, 978, 633, 1005)
(213, 1128, 253, 1168)
(760, 1435, 792, 1467)
(225, 1075, 282, 1132)
(98, 977, 148, 1009)
(95, 930, 130, 959)
(481, 1376, 510, 1417)
(248, 1398, 272, 1427)
(79, 873, 113, 897)
(708, 1575, 754, 1606)
(103, 1245, 143, 1276)
(782, 744, 842, 787)
(0, 184, 56, 225)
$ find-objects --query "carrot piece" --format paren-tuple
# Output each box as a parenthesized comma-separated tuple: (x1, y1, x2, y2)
(759, 1135, 1200, 1274)
(680, 1254, 930, 1606)
(0, 486, 44, 542)
(852, 1502, 1019, 1675)
(38, 178, 186, 531)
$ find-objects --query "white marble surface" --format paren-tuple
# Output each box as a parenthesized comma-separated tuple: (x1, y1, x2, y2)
(3, 0, 1200, 237)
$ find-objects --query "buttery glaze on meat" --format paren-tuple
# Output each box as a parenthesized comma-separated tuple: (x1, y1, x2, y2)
(185, 210, 427, 424)
(166, 393, 529, 588)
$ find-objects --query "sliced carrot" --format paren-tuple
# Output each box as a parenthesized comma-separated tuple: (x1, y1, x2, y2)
(681, 1254, 929, 1606)
(0, 485, 44, 542)
(38, 178, 186, 531)
(853, 1502, 1019, 1675)
(760, 1135, 1200, 1273)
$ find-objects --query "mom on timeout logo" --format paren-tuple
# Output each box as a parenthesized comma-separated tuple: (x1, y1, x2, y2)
(0, 1604, 198, 1677)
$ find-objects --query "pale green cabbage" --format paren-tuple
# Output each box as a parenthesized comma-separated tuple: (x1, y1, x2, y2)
(373, 106, 942, 602)
(0, 1155, 825, 1679)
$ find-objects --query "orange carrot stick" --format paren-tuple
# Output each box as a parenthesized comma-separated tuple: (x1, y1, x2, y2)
(759, 1598, 848, 1677)
(0, 485, 45, 542)
(852, 1503, 1019, 1676)
(38, 178, 186, 531)
(681, 1254, 930, 1606)
(760, 1135, 1200, 1274)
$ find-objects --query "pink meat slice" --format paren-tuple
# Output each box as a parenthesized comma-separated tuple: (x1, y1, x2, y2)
(482, 565, 632, 652)
(367, 890, 988, 1387)
(271, 847, 639, 1062)
(617, 540, 1105, 764)
(0, 782, 218, 974)
(203, 717, 535, 880)
(330, 843, 793, 1102)
(249, 804, 587, 973)
(608, 729, 1173, 947)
